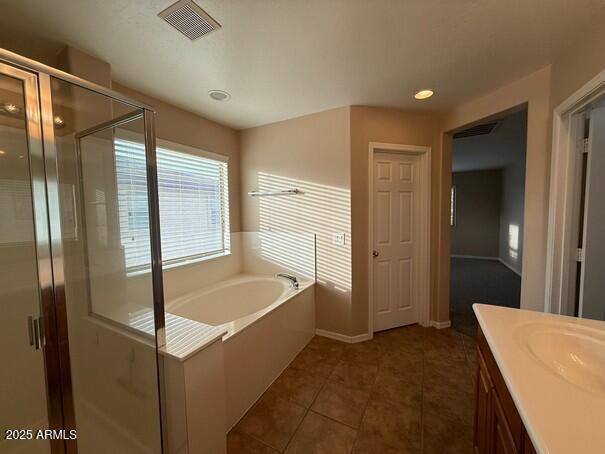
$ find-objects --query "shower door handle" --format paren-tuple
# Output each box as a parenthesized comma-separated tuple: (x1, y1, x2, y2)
(27, 316, 43, 350)
(33, 318, 40, 350)
(27, 316, 35, 346)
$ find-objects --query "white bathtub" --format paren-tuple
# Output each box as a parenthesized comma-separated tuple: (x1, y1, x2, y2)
(166, 273, 315, 428)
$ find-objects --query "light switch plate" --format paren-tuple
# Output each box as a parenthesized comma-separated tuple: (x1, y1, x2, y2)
(332, 232, 346, 246)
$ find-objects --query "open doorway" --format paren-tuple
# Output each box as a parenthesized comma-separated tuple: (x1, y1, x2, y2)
(549, 92, 605, 321)
(449, 108, 528, 335)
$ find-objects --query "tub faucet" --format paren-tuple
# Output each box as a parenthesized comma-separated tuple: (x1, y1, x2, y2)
(276, 273, 299, 289)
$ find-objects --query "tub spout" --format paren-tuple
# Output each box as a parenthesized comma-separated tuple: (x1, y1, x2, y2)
(276, 273, 299, 289)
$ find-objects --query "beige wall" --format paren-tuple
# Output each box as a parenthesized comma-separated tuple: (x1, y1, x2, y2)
(239, 106, 448, 336)
(349, 107, 446, 333)
(238, 11, 605, 333)
(544, 11, 605, 314)
(549, 9, 605, 110)
(55, 46, 244, 303)
(58, 46, 112, 88)
(451, 169, 502, 257)
(499, 153, 526, 273)
(5, 43, 242, 231)
(56, 48, 243, 303)
(112, 83, 242, 232)
(8, 15, 605, 339)
(437, 10, 605, 316)
(240, 107, 352, 335)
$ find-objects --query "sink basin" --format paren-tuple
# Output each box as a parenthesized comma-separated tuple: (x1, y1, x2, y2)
(515, 321, 605, 394)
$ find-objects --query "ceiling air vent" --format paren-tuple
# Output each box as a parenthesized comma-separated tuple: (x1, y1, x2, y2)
(158, 0, 221, 41)
(453, 121, 499, 139)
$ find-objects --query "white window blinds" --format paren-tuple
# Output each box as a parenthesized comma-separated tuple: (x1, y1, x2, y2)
(114, 137, 230, 271)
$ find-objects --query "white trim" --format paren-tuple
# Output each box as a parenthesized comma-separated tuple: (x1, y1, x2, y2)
(498, 258, 522, 277)
(451, 254, 522, 276)
(315, 329, 371, 344)
(351, 333, 372, 343)
(545, 65, 605, 315)
(451, 254, 498, 260)
(368, 142, 431, 335)
(429, 320, 451, 329)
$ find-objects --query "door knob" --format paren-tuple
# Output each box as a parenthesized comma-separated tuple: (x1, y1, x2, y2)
(372, 250, 379, 257)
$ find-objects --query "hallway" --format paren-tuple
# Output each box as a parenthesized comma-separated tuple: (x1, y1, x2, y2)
(450, 257, 521, 337)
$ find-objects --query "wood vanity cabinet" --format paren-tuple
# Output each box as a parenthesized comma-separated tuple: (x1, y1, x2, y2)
(474, 327, 537, 454)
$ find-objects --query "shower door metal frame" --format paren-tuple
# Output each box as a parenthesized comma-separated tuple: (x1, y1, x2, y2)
(72, 109, 167, 347)
(73, 109, 146, 336)
(0, 48, 167, 454)
(0, 60, 67, 454)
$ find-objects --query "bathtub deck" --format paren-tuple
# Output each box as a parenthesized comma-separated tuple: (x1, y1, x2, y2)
(227, 324, 476, 453)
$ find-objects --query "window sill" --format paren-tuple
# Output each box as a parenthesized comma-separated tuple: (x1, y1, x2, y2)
(127, 250, 231, 277)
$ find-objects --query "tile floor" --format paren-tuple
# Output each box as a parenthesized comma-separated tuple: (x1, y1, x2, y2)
(228, 324, 478, 453)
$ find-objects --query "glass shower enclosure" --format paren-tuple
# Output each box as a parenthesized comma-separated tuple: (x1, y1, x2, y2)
(0, 49, 166, 454)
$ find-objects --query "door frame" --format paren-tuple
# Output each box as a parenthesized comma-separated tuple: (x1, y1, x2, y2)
(545, 66, 605, 315)
(368, 142, 431, 334)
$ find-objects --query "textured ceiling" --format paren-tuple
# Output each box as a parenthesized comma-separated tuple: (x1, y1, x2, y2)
(0, 0, 604, 129)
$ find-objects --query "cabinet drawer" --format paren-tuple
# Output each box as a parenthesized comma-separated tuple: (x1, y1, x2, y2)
(491, 391, 519, 454)
(474, 348, 493, 453)
(477, 328, 524, 452)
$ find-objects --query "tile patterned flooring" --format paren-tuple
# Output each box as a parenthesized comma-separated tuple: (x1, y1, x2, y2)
(228, 325, 477, 453)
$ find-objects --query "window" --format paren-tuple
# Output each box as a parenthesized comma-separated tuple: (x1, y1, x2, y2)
(114, 136, 230, 271)
(450, 185, 456, 227)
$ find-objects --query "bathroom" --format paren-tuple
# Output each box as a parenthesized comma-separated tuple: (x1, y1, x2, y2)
(1, 1, 605, 453)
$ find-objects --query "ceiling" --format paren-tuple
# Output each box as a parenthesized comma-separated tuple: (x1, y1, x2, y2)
(0, 0, 604, 129)
(452, 109, 527, 173)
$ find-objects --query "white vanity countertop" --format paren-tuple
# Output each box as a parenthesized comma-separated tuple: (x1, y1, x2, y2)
(473, 304, 605, 454)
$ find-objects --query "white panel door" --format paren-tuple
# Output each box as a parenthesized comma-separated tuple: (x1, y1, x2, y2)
(372, 152, 420, 331)
(579, 106, 605, 320)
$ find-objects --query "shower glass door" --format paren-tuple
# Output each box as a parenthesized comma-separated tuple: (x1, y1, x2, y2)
(47, 76, 164, 453)
(0, 65, 52, 453)
(0, 50, 166, 454)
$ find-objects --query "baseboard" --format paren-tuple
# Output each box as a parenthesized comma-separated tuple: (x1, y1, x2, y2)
(315, 329, 371, 344)
(452, 255, 522, 276)
(451, 254, 498, 261)
(497, 258, 522, 277)
(351, 333, 372, 343)
(429, 320, 451, 329)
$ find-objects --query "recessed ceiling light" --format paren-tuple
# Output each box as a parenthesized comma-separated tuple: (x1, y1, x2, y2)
(208, 90, 231, 102)
(3, 103, 20, 114)
(0, 150, 5, 155)
(53, 115, 65, 128)
(414, 89, 434, 100)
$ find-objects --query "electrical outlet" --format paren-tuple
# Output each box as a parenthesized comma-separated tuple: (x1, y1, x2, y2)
(332, 232, 346, 246)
